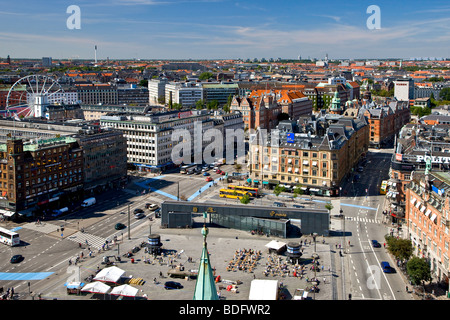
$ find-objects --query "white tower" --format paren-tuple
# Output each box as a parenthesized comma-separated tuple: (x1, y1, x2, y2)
(94, 45, 97, 64)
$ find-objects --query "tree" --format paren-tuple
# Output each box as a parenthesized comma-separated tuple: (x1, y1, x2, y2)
(199, 72, 214, 80)
(324, 202, 333, 212)
(440, 88, 450, 101)
(206, 100, 219, 110)
(273, 184, 285, 197)
(406, 257, 432, 286)
(139, 79, 148, 87)
(234, 163, 242, 174)
(293, 184, 304, 198)
(385, 236, 413, 264)
(195, 99, 205, 110)
(157, 96, 165, 105)
(240, 193, 250, 204)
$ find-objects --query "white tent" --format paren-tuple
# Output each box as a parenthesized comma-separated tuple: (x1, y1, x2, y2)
(265, 240, 286, 252)
(110, 284, 139, 297)
(249, 280, 279, 300)
(81, 281, 111, 294)
(93, 266, 125, 283)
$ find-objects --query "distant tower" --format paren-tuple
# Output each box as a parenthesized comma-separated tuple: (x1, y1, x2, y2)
(6, 55, 10, 65)
(94, 45, 97, 64)
(329, 91, 343, 115)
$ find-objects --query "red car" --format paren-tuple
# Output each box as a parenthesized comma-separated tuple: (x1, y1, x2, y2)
(205, 177, 212, 182)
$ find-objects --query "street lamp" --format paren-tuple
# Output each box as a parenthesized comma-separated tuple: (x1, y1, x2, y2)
(312, 232, 318, 300)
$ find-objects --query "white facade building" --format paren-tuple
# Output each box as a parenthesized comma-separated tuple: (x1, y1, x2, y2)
(148, 78, 168, 105)
(394, 78, 414, 101)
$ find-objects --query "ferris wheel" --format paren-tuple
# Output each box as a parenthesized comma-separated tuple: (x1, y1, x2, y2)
(6, 75, 65, 118)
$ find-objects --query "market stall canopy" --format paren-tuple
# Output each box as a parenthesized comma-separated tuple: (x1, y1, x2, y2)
(81, 281, 111, 294)
(110, 284, 139, 297)
(93, 266, 125, 283)
(249, 279, 279, 300)
(265, 240, 287, 252)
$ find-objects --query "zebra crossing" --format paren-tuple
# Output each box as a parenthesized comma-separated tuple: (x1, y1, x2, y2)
(22, 222, 107, 250)
(345, 216, 380, 224)
(65, 231, 107, 250)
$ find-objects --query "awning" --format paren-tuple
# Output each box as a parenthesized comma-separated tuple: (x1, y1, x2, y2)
(310, 188, 320, 192)
(81, 281, 111, 294)
(415, 201, 421, 208)
(288, 159, 292, 163)
(93, 266, 125, 283)
(0, 209, 15, 217)
(265, 240, 287, 251)
(295, 168, 299, 173)
(253, 180, 259, 183)
(288, 167, 292, 172)
(430, 214, 437, 222)
(420, 206, 426, 213)
(303, 160, 309, 165)
(425, 209, 431, 217)
(312, 161, 317, 166)
(295, 178, 299, 182)
(411, 198, 416, 205)
(110, 284, 139, 297)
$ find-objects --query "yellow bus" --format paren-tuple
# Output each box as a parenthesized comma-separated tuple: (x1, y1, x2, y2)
(227, 185, 259, 197)
(219, 188, 252, 200)
(380, 180, 388, 195)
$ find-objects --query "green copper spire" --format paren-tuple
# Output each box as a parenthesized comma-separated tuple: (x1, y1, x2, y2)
(193, 224, 219, 300)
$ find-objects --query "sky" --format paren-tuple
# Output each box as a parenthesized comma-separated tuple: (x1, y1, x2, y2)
(0, 0, 449, 60)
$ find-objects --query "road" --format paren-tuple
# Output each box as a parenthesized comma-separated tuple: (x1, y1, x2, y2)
(0, 158, 415, 300)
(331, 148, 413, 300)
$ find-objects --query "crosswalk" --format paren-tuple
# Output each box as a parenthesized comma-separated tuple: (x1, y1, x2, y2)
(345, 216, 380, 224)
(22, 222, 107, 250)
(65, 231, 107, 250)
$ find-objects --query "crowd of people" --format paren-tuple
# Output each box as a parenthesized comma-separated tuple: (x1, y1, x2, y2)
(226, 248, 262, 273)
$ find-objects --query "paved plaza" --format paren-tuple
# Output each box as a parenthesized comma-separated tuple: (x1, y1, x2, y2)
(43, 219, 336, 300)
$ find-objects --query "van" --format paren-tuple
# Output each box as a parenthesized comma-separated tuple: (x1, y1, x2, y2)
(273, 202, 286, 207)
(381, 261, 394, 273)
(81, 197, 96, 208)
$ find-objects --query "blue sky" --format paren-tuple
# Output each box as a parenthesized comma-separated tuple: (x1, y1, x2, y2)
(0, 0, 449, 60)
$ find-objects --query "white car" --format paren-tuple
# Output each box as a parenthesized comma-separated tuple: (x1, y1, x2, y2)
(148, 204, 159, 211)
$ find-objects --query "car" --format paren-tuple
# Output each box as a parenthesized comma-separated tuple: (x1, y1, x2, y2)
(203, 172, 210, 176)
(381, 261, 395, 273)
(115, 223, 126, 230)
(154, 208, 161, 218)
(371, 240, 381, 248)
(133, 208, 144, 214)
(147, 204, 159, 211)
(220, 171, 225, 175)
(357, 166, 364, 172)
(164, 281, 183, 290)
(135, 212, 145, 219)
(119, 211, 126, 215)
(205, 176, 213, 182)
(10, 254, 24, 264)
(293, 205, 304, 208)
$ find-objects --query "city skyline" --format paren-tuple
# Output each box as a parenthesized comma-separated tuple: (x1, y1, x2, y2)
(0, 0, 450, 60)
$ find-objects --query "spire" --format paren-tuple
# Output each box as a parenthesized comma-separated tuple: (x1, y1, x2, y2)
(193, 213, 219, 300)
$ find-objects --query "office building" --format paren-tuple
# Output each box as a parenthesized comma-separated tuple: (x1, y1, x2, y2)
(394, 78, 415, 101)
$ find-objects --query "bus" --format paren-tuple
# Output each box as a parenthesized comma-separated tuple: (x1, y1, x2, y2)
(0, 226, 20, 246)
(380, 180, 388, 195)
(219, 188, 252, 200)
(180, 164, 197, 174)
(227, 185, 259, 197)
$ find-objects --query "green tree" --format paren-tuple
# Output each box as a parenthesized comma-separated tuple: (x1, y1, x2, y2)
(206, 100, 219, 110)
(195, 99, 205, 110)
(234, 163, 242, 174)
(273, 184, 285, 197)
(199, 72, 214, 80)
(240, 193, 250, 204)
(293, 184, 304, 198)
(139, 79, 148, 87)
(385, 236, 413, 264)
(440, 88, 450, 101)
(406, 257, 432, 286)
(324, 202, 333, 212)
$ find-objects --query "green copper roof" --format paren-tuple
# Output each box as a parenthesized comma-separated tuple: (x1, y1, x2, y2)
(193, 226, 219, 300)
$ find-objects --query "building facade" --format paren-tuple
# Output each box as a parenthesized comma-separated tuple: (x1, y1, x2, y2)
(394, 78, 415, 101)
(405, 171, 450, 284)
(249, 115, 369, 196)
